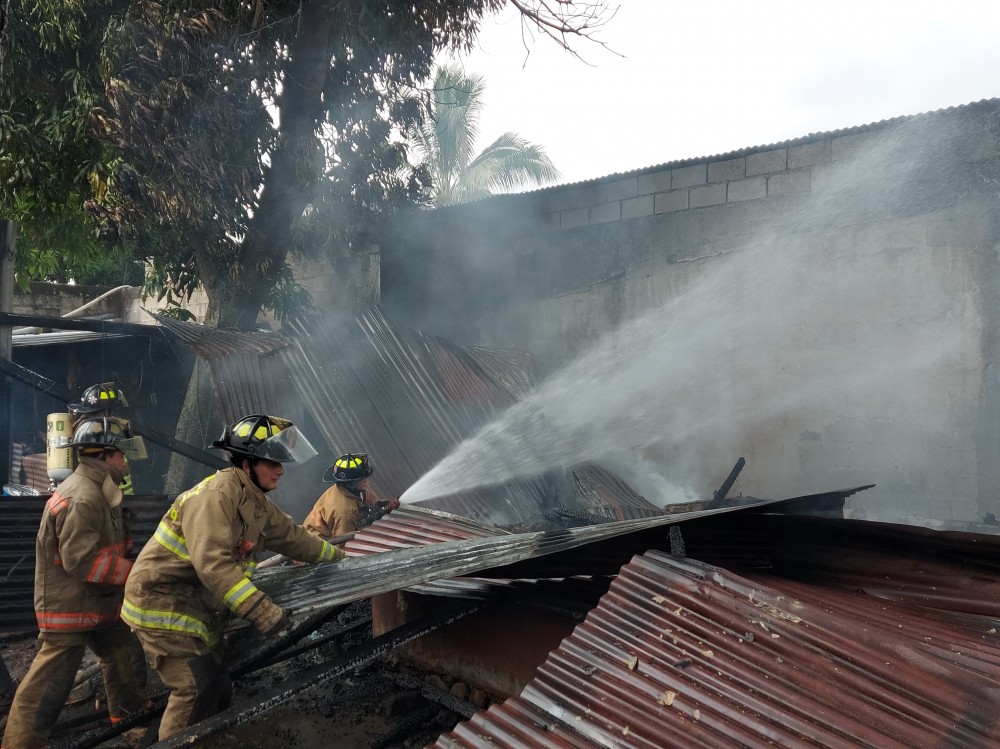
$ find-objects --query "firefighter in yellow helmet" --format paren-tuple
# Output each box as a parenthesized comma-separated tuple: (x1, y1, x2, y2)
(68, 382, 135, 495)
(304, 453, 398, 541)
(121, 415, 342, 742)
(2, 417, 150, 749)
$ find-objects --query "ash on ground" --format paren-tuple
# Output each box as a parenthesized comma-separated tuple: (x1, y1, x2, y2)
(1, 601, 491, 749)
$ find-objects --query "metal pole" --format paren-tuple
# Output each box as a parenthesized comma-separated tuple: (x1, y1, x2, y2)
(0, 220, 16, 487)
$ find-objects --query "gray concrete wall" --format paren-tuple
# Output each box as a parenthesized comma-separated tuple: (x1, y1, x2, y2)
(381, 100, 1000, 527)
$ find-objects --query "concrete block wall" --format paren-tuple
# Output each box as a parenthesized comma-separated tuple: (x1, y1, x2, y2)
(543, 140, 831, 231)
(380, 100, 1000, 529)
(14, 282, 126, 320)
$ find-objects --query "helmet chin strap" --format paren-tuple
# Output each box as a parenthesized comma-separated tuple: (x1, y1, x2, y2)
(344, 482, 365, 499)
(244, 458, 267, 492)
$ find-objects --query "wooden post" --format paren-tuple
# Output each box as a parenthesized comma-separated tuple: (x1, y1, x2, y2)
(0, 220, 16, 488)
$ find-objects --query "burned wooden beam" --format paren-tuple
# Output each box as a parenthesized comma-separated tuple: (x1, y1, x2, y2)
(69, 601, 483, 749)
(706, 456, 746, 509)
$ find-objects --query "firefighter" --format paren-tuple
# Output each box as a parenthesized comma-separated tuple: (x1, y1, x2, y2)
(304, 453, 394, 540)
(68, 382, 134, 495)
(121, 414, 342, 741)
(2, 417, 150, 749)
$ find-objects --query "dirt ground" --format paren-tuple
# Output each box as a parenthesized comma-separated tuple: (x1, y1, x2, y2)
(1, 602, 483, 749)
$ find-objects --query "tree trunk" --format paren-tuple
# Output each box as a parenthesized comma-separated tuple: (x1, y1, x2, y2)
(220, 0, 335, 330)
(164, 297, 223, 493)
(164, 356, 220, 493)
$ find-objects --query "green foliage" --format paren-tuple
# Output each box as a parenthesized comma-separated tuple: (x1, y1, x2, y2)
(2, 0, 598, 326)
(9, 189, 143, 289)
(409, 64, 561, 206)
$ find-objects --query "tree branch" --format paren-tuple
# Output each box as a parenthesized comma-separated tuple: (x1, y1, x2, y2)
(509, 0, 621, 63)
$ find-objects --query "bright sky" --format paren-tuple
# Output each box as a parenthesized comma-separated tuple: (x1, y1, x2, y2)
(441, 0, 1000, 185)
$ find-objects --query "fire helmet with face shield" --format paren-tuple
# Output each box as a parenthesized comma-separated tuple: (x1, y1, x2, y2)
(68, 382, 128, 417)
(209, 415, 318, 464)
(70, 416, 148, 460)
(323, 453, 374, 483)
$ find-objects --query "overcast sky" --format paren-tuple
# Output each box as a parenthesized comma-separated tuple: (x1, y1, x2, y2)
(439, 0, 1000, 185)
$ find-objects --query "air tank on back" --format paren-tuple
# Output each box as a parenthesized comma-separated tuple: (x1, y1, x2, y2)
(46, 412, 74, 487)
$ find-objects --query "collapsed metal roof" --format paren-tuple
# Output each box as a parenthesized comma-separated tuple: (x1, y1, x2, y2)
(432, 547, 1000, 748)
(142, 308, 1000, 747)
(255, 491, 866, 618)
(155, 307, 665, 528)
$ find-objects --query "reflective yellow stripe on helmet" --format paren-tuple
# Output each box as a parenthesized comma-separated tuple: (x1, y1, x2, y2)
(337, 457, 362, 469)
(121, 599, 218, 646)
(236, 421, 275, 441)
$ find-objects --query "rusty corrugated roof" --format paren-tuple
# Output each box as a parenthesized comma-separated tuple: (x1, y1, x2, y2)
(158, 307, 666, 528)
(433, 548, 1000, 749)
(257, 497, 820, 617)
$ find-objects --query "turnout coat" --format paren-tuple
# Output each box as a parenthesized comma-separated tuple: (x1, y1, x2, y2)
(304, 483, 379, 538)
(123, 468, 338, 650)
(34, 457, 132, 633)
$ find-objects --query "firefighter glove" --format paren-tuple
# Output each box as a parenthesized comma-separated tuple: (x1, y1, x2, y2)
(246, 597, 291, 637)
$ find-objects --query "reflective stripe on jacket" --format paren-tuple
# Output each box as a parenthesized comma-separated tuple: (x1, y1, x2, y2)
(123, 468, 339, 645)
(34, 457, 130, 633)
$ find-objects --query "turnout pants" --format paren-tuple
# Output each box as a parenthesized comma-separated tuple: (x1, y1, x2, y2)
(1, 622, 149, 749)
(132, 630, 232, 741)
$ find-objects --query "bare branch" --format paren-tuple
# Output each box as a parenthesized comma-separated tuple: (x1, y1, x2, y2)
(508, 0, 621, 64)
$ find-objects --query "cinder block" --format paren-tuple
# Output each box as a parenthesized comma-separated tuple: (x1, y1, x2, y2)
(606, 178, 638, 201)
(746, 149, 787, 176)
(708, 157, 745, 183)
(689, 183, 727, 208)
(546, 190, 577, 213)
(727, 176, 766, 202)
(831, 132, 872, 162)
(547, 184, 606, 212)
(654, 189, 689, 214)
(621, 195, 654, 219)
(589, 201, 621, 224)
(768, 169, 811, 196)
(788, 140, 831, 169)
(671, 164, 707, 189)
(560, 208, 588, 229)
(542, 211, 561, 230)
(637, 169, 672, 195)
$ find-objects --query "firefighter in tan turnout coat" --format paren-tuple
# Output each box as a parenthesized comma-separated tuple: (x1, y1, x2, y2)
(304, 452, 379, 539)
(122, 414, 342, 741)
(2, 417, 149, 749)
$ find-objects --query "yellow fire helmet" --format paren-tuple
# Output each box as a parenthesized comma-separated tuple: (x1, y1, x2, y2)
(210, 414, 318, 464)
(323, 453, 374, 483)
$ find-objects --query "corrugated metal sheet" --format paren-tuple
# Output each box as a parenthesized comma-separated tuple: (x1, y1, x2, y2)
(283, 308, 558, 526)
(151, 314, 287, 356)
(344, 505, 504, 556)
(433, 549, 1000, 749)
(12, 331, 130, 347)
(158, 308, 666, 528)
(151, 313, 285, 422)
(256, 494, 856, 618)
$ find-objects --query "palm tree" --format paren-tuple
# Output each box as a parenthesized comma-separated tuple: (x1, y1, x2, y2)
(409, 64, 561, 206)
